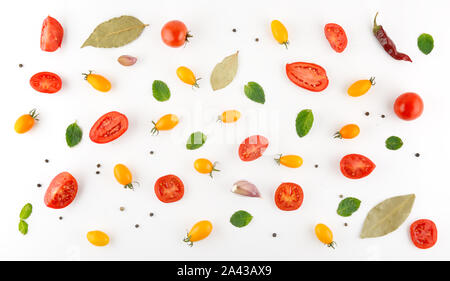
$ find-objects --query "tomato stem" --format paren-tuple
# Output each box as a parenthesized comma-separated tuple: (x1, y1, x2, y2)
(333, 132, 342, 139)
(327, 241, 337, 249)
(209, 162, 220, 178)
(283, 41, 289, 49)
(274, 154, 283, 165)
(150, 121, 159, 135)
(369, 77, 376, 86)
(81, 70, 93, 80)
(29, 108, 39, 120)
(192, 78, 201, 89)
(183, 233, 193, 247)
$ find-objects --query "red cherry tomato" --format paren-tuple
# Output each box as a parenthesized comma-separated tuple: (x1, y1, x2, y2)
(154, 175, 185, 203)
(274, 182, 304, 211)
(44, 172, 78, 209)
(89, 111, 128, 144)
(410, 219, 437, 249)
(238, 135, 269, 161)
(324, 23, 348, 53)
(161, 20, 190, 48)
(286, 62, 329, 92)
(40, 16, 63, 52)
(30, 72, 62, 94)
(394, 92, 424, 121)
(340, 154, 375, 179)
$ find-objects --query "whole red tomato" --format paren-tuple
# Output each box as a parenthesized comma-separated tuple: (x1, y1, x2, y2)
(161, 20, 191, 48)
(394, 92, 424, 121)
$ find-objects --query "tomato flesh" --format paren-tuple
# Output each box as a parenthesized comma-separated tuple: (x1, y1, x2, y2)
(89, 111, 128, 144)
(155, 175, 184, 203)
(340, 154, 375, 179)
(394, 92, 424, 121)
(30, 72, 62, 94)
(44, 172, 78, 209)
(161, 20, 188, 48)
(40, 16, 63, 52)
(286, 62, 329, 92)
(275, 183, 304, 211)
(410, 219, 437, 249)
(324, 23, 347, 53)
(238, 135, 269, 161)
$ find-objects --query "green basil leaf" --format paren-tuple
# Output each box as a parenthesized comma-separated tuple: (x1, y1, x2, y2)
(337, 197, 361, 217)
(385, 136, 403, 150)
(244, 82, 265, 104)
(230, 210, 253, 228)
(66, 122, 83, 147)
(152, 80, 171, 102)
(19, 220, 28, 235)
(295, 109, 314, 137)
(19, 203, 32, 220)
(417, 33, 434, 55)
(186, 132, 207, 150)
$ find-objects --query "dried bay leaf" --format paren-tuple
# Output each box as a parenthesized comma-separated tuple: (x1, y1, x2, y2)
(82, 16, 148, 48)
(360, 194, 415, 238)
(210, 51, 239, 91)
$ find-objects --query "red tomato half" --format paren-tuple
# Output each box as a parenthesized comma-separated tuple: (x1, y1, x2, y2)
(286, 62, 329, 92)
(154, 175, 185, 203)
(410, 219, 437, 249)
(161, 20, 189, 48)
(30, 72, 62, 94)
(44, 172, 78, 209)
(89, 111, 128, 144)
(40, 16, 63, 52)
(340, 154, 375, 179)
(324, 23, 347, 53)
(238, 135, 269, 161)
(394, 92, 424, 121)
(274, 182, 304, 211)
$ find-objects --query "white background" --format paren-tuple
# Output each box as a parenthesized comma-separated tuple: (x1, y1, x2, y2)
(1, 0, 449, 260)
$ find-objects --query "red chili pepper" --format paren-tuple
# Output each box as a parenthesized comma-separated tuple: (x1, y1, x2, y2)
(373, 12, 412, 62)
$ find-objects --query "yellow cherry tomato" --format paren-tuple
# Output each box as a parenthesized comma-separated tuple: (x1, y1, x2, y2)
(87, 230, 110, 246)
(14, 109, 39, 134)
(183, 220, 213, 247)
(219, 110, 241, 123)
(334, 124, 360, 139)
(347, 77, 375, 97)
(114, 164, 134, 189)
(275, 154, 303, 168)
(151, 114, 179, 135)
(83, 71, 111, 92)
(271, 20, 289, 48)
(176, 66, 200, 88)
(315, 223, 336, 249)
(194, 158, 220, 177)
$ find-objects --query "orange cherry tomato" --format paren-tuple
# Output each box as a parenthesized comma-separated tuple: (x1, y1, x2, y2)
(194, 158, 220, 177)
(219, 110, 241, 123)
(275, 154, 303, 168)
(113, 164, 135, 189)
(151, 114, 179, 135)
(334, 124, 360, 139)
(14, 109, 39, 134)
(315, 223, 336, 249)
(87, 230, 109, 246)
(83, 71, 111, 92)
(183, 220, 213, 247)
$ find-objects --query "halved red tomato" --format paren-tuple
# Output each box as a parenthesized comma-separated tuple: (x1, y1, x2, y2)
(44, 172, 78, 209)
(89, 111, 128, 144)
(154, 175, 184, 203)
(340, 154, 375, 179)
(30, 72, 62, 94)
(274, 182, 304, 211)
(40, 16, 64, 52)
(324, 23, 347, 53)
(286, 62, 329, 92)
(410, 219, 437, 249)
(238, 135, 269, 161)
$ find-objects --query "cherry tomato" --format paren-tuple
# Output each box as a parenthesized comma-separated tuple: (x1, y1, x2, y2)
(44, 172, 78, 209)
(114, 164, 134, 189)
(183, 220, 213, 247)
(271, 20, 289, 48)
(83, 71, 111, 92)
(394, 92, 424, 121)
(340, 154, 375, 179)
(238, 135, 269, 162)
(161, 20, 191, 48)
(194, 158, 220, 177)
(324, 23, 347, 53)
(14, 109, 39, 134)
(286, 62, 329, 92)
(410, 219, 437, 249)
(154, 175, 184, 203)
(347, 78, 375, 97)
(87, 231, 109, 246)
(89, 111, 128, 144)
(40, 16, 63, 52)
(151, 114, 179, 135)
(315, 223, 336, 249)
(30, 72, 62, 94)
(275, 154, 303, 168)
(274, 182, 304, 211)
(219, 110, 241, 123)
(176, 66, 200, 88)
(334, 124, 360, 139)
